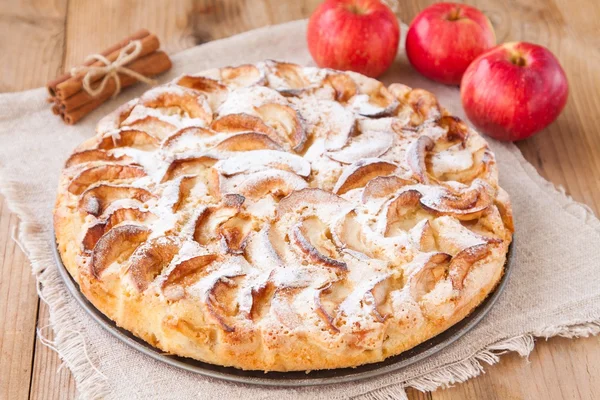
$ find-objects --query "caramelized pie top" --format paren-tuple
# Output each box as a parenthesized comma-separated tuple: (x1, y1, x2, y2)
(54, 61, 513, 371)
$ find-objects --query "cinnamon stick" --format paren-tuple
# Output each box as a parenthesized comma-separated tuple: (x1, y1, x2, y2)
(51, 101, 62, 115)
(46, 29, 150, 97)
(60, 51, 172, 125)
(55, 34, 160, 100)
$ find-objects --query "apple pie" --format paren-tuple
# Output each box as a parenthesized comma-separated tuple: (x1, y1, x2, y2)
(54, 61, 513, 371)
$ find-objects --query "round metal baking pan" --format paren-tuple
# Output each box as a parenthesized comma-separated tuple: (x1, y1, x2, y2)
(53, 233, 512, 387)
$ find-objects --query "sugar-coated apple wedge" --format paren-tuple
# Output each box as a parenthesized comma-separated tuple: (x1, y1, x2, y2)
(96, 128, 160, 151)
(323, 73, 357, 103)
(378, 189, 424, 236)
(255, 103, 307, 151)
(210, 113, 286, 148)
(161, 155, 217, 183)
(291, 216, 347, 271)
(161, 253, 219, 289)
(90, 224, 150, 278)
(220, 64, 266, 87)
(420, 179, 492, 220)
(82, 208, 154, 252)
(161, 127, 216, 152)
(126, 236, 182, 292)
(327, 130, 394, 164)
(322, 101, 356, 151)
(213, 132, 283, 152)
(448, 244, 491, 290)
(346, 71, 399, 117)
(215, 150, 311, 177)
(65, 149, 127, 168)
(192, 194, 245, 246)
(205, 272, 246, 332)
(314, 282, 339, 333)
(409, 252, 452, 302)
(78, 184, 154, 216)
(408, 219, 436, 252)
(175, 75, 229, 110)
(362, 175, 415, 203)
(139, 85, 212, 124)
(276, 188, 352, 222)
(218, 215, 254, 254)
(221, 170, 308, 199)
(68, 164, 146, 195)
(406, 136, 435, 183)
(264, 60, 311, 91)
(333, 158, 397, 195)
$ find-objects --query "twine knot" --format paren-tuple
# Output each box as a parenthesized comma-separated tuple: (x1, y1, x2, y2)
(71, 40, 157, 98)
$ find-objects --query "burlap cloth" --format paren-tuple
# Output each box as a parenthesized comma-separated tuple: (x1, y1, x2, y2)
(1, 20, 599, 399)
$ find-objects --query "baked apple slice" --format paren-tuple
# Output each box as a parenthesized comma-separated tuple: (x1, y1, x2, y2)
(126, 236, 182, 292)
(65, 149, 127, 168)
(215, 149, 310, 177)
(210, 113, 284, 147)
(346, 71, 398, 117)
(90, 224, 150, 278)
(175, 75, 228, 110)
(377, 189, 426, 236)
(333, 159, 398, 195)
(408, 219, 436, 252)
(448, 244, 491, 290)
(255, 103, 307, 151)
(264, 60, 311, 92)
(139, 85, 213, 124)
(276, 188, 352, 222)
(291, 216, 347, 271)
(96, 128, 159, 151)
(406, 136, 435, 183)
(68, 164, 146, 195)
(327, 130, 394, 164)
(161, 253, 219, 289)
(220, 169, 308, 199)
(78, 184, 154, 216)
(313, 282, 340, 333)
(161, 154, 218, 183)
(220, 64, 266, 87)
(213, 132, 283, 152)
(362, 175, 414, 203)
(323, 73, 358, 103)
(192, 195, 245, 246)
(409, 252, 452, 302)
(161, 127, 216, 152)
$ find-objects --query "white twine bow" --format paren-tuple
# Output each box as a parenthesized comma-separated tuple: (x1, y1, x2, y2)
(70, 40, 157, 98)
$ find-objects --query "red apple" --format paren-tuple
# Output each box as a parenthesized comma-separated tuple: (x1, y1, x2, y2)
(406, 3, 495, 85)
(307, 0, 400, 78)
(461, 42, 568, 141)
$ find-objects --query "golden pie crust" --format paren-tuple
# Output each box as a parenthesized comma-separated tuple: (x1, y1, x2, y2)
(54, 61, 513, 371)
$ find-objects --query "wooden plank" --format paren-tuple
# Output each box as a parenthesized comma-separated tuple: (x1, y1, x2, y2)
(433, 335, 600, 400)
(0, 0, 68, 92)
(0, 1, 68, 399)
(29, 302, 77, 400)
(0, 197, 40, 400)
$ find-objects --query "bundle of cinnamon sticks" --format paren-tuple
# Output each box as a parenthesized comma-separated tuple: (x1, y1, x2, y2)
(47, 29, 172, 125)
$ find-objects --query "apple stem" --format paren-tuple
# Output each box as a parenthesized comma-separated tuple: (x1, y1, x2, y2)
(510, 54, 527, 67)
(344, 3, 368, 15)
(447, 7, 462, 21)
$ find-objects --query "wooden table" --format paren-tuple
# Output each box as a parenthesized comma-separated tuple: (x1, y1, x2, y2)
(1, 1, 598, 399)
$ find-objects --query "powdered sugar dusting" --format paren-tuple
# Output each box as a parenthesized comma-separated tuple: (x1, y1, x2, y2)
(61, 61, 509, 355)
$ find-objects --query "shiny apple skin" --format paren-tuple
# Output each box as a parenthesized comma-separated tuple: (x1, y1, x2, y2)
(307, 0, 400, 78)
(461, 42, 569, 141)
(406, 2, 495, 85)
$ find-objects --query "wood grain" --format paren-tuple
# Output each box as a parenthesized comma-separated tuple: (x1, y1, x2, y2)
(0, 0, 598, 399)
(0, 197, 39, 400)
